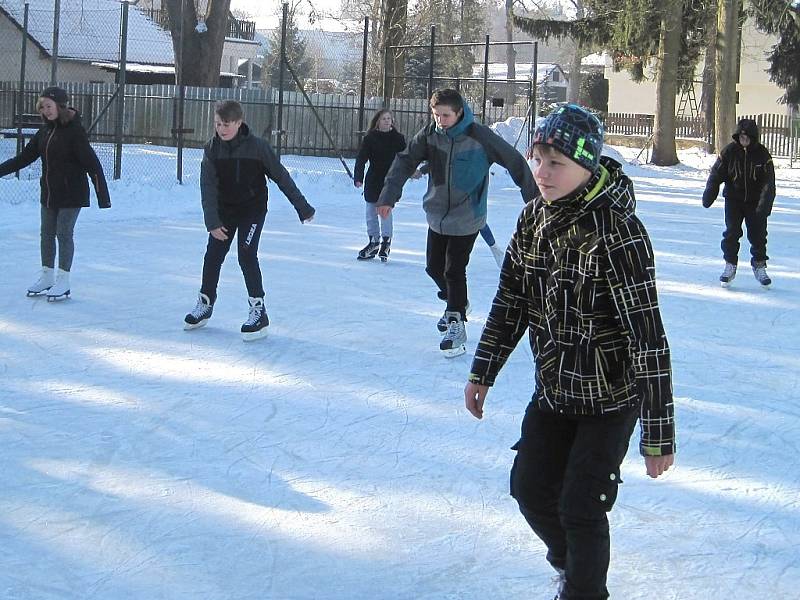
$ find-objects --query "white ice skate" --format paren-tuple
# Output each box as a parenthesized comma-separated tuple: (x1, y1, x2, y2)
(46, 269, 71, 301)
(27, 267, 55, 296)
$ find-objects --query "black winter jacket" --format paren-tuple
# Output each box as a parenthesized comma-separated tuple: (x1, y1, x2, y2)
(200, 123, 315, 231)
(353, 128, 406, 203)
(702, 119, 775, 216)
(469, 156, 674, 457)
(0, 110, 110, 209)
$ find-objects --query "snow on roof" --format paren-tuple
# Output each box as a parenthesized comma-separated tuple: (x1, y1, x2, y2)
(581, 53, 610, 67)
(471, 62, 565, 84)
(0, 0, 174, 65)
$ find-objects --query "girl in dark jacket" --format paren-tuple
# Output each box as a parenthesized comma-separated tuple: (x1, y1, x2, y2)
(353, 109, 406, 261)
(0, 86, 110, 300)
(702, 118, 775, 287)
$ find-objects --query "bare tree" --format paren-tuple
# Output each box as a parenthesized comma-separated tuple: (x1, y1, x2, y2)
(163, 0, 232, 87)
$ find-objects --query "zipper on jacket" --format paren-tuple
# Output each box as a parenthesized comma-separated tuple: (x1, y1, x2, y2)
(743, 147, 748, 200)
(44, 128, 56, 208)
(441, 136, 455, 231)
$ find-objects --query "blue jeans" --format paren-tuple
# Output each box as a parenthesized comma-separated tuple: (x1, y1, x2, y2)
(510, 404, 638, 600)
(365, 202, 392, 238)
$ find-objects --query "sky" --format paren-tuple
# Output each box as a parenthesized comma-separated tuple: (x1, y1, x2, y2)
(1, 120, 799, 599)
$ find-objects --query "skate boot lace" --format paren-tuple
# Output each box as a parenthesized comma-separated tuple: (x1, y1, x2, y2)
(245, 304, 263, 326)
(753, 263, 768, 281)
(191, 297, 210, 318)
(443, 318, 465, 343)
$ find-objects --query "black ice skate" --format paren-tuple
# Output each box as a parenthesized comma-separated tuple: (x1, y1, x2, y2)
(719, 262, 737, 288)
(439, 311, 467, 358)
(184, 293, 213, 330)
(241, 297, 269, 341)
(437, 301, 471, 334)
(378, 237, 391, 262)
(357, 237, 380, 260)
(751, 260, 771, 288)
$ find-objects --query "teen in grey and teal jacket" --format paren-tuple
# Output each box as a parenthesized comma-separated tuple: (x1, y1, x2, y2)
(376, 103, 537, 235)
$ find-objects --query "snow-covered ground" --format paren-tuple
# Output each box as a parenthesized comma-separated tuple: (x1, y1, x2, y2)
(1, 138, 799, 600)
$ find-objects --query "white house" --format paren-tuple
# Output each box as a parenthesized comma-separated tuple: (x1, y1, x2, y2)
(0, 0, 260, 87)
(0, 0, 174, 84)
(604, 20, 792, 117)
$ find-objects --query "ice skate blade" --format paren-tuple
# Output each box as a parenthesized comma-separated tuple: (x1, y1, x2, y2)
(242, 328, 268, 342)
(380, 257, 388, 262)
(184, 319, 209, 330)
(720, 281, 731, 288)
(356, 254, 377, 261)
(46, 291, 70, 302)
(441, 344, 466, 358)
(27, 289, 50, 297)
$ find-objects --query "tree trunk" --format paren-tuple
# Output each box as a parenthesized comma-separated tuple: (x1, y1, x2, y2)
(505, 0, 516, 81)
(714, 0, 741, 152)
(567, 47, 583, 103)
(383, 0, 408, 97)
(165, 0, 232, 88)
(651, 0, 682, 165)
(701, 2, 717, 151)
(566, 0, 585, 103)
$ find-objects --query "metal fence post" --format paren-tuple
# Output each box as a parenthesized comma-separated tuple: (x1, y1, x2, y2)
(177, 0, 186, 183)
(276, 2, 288, 158)
(427, 26, 435, 100)
(530, 41, 538, 150)
(113, 0, 129, 181)
(481, 34, 490, 123)
(50, 0, 60, 84)
(357, 16, 369, 142)
(16, 2, 30, 170)
(382, 44, 390, 108)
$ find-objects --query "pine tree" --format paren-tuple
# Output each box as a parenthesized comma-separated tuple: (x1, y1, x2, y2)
(513, 0, 713, 165)
(263, 5, 314, 92)
(748, 0, 800, 104)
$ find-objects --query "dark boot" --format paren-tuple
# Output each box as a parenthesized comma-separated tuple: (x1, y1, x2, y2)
(357, 237, 380, 260)
(378, 237, 391, 262)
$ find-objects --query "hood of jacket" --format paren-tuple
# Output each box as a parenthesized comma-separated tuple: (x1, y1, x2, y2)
(437, 102, 475, 139)
(732, 118, 760, 145)
(215, 122, 251, 151)
(44, 108, 82, 129)
(542, 155, 635, 222)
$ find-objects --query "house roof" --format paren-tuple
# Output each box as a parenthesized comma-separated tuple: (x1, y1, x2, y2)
(472, 62, 567, 85)
(0, 0, 174, 65)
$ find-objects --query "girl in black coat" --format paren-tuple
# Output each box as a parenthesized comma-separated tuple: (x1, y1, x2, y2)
(353, 109, 406, 261)
(0, 86, 110, 300)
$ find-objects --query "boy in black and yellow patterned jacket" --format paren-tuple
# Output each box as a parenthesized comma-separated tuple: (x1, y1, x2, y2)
(464, 104, 675, 600)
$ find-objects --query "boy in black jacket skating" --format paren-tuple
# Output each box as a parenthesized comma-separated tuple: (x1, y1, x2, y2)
(702, 118, 776, 287)
(464, 104, 675, 600)
(184, 100, 315, 340)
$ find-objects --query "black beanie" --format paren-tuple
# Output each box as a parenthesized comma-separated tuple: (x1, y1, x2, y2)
(532, 103, 604, 173)
(40, 86, 69, 107)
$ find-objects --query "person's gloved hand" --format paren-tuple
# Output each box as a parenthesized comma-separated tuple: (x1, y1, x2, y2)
(702, 191, 715, 208)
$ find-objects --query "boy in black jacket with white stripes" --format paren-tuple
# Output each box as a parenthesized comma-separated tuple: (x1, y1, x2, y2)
(184, 100, 315, 340)
(464, 104, 675, 600)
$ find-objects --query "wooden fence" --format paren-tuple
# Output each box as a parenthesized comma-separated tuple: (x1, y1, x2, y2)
(605, 111, 800, 159)
(2, 83, 796, 165)
(0, 81, 531, 161)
